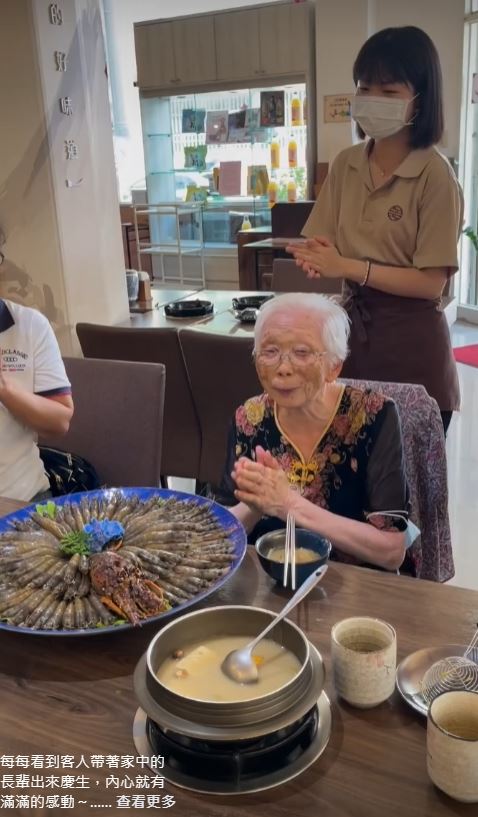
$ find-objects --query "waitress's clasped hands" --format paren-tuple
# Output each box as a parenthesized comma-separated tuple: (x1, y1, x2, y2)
(286, 237, 344, 279)
(287, 238, 369, 285)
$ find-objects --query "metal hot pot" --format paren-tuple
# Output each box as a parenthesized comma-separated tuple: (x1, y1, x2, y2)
(134, 604, 325, 741)
(133, 605, 331, 794)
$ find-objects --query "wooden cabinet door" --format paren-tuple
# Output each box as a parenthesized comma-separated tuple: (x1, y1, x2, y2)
(134, 22, 176, 89)
(172, 16, 216, 84)
(258, 3, 309, 76)
(215, 9, 261, 82)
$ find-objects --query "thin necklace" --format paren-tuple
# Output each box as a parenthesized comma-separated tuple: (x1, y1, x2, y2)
(371, 157, 389, 177)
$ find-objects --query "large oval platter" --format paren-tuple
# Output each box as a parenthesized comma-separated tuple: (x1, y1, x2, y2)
(0, 488, 247, 637)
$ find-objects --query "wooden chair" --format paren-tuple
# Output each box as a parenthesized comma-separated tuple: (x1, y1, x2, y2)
(270, 201, 315, 237)
(76, 324, 201, 481)
(272, 258, 343, 294)
(40, 357, 165, 487)
(179, 330, 261, 486)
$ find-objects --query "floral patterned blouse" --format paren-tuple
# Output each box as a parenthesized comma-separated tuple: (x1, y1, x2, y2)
(220, 385, 410, 567)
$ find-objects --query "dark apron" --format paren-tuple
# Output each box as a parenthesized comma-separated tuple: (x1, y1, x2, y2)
(340, 285, 460, 411)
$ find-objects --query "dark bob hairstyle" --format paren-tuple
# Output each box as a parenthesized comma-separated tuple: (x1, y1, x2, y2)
(352, 26, 444, 148)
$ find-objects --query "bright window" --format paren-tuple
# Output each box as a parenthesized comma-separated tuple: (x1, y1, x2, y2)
(458, 17, 478, 309)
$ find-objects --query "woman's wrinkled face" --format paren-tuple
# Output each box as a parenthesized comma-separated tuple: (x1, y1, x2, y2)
(255, 309, 331, 409)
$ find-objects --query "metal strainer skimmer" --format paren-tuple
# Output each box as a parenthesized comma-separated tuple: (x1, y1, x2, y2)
(420, 630, 478, 706)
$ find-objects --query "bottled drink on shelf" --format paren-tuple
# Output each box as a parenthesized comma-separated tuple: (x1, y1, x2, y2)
(241, 216, 252, 230)
(291, 94, 302, 126)
(287, 179, 297, 202)
(267, 180, 278, 207)
(270, 140, 280, 169)
(288, 139, 298, 168)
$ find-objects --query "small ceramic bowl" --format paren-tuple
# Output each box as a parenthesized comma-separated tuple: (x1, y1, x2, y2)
(255, 528, 331, 588)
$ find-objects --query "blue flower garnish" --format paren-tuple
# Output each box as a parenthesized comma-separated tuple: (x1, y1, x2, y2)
(83, 519, 125, 553)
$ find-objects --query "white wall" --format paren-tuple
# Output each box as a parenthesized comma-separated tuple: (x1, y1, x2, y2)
(0, 0, 129, 352)
(315, 0, 368, 164)
(0, 0, 70, 347)
(373, 0, 465, 159)
(315, 0, 466, 163)
(32, 0, 129, 338)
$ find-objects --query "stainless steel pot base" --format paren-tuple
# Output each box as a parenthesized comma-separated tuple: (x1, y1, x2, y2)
(132, 692, 331, 795)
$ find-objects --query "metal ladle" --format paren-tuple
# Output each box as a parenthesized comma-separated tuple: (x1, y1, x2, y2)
(221, 564, 328, 684)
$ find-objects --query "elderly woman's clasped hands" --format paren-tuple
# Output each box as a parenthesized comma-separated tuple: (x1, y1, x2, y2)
(232, 446, 296, 520)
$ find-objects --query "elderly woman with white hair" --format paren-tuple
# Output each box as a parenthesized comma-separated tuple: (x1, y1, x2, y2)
(221, 293, 410, 571)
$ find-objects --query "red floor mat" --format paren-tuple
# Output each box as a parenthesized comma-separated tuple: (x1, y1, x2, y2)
(453, 344, 478, 368)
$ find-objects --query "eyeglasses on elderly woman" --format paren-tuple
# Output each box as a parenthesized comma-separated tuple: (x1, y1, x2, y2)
(253, 347, 328, 368)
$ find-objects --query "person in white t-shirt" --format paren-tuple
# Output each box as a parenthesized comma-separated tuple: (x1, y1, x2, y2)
(0, 299, 74, 501)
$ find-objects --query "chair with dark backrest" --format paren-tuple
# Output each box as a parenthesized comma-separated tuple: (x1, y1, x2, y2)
(341, 378, 453, 583)
(270, 201, 315, 238)
(40, 357, 165, 487)
(178, 330, 261, 487)
(272, 258, 343, 294)
(76, 324, 201, 481)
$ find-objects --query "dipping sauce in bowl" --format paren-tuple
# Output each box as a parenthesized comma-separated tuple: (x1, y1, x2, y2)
(157, 635, 301, 702)
(267, 546, 320, 564)
(256, 528, 331, 588)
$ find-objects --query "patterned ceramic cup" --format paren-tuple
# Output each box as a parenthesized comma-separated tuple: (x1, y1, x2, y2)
(427, 690, 478, 802)
(331, 617, 397, 708)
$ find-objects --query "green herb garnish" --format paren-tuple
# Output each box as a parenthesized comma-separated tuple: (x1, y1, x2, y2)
(35, 501, 57, 519)
(95, 618, 127, 628)
(59, 530, 92, 556)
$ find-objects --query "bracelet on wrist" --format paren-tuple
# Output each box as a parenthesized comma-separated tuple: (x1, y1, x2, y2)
(360, 259, 371, 287)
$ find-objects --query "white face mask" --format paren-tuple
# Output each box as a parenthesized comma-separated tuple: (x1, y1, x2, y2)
(350, 94, 416, 140)
(366, 510, 420, 549)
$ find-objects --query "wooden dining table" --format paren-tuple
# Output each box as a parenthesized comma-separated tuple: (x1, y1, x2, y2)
(0, 495, 476, 816)
(123, 290, 268, 337)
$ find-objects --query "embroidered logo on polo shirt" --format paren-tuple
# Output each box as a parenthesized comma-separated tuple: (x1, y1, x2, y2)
(387, 205, 403, 221)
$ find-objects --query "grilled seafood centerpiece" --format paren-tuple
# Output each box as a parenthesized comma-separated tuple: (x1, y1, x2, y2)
(89, 551, 165, 626)
(0, 492, 238, 632)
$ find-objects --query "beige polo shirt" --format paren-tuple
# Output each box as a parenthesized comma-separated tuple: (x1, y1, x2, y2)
(302, 142, 464, 271)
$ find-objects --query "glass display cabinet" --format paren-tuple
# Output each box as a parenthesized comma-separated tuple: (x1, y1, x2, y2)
(140, 83, 310, 252)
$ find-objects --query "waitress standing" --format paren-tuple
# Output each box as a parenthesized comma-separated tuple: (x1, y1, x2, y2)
(287, 26, 463, 433)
